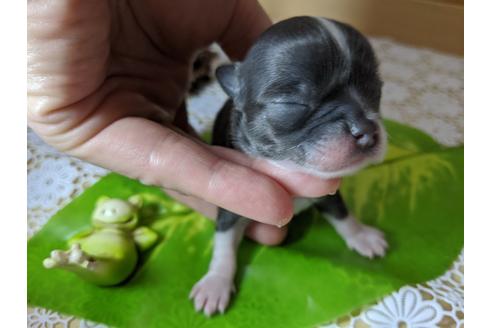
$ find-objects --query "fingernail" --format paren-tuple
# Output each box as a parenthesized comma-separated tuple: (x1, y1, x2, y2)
(276, 217, 291, 228)
(329, 179, 342, 195)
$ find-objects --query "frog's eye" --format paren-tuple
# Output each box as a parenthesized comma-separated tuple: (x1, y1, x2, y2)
(111, 208, 117, 215)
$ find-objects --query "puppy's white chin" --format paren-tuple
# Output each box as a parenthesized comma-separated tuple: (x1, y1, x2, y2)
(302, 155, 382, 178)
(269, 155, 378, 179)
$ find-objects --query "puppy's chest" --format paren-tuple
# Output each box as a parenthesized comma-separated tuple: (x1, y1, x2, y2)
(293, 197, 320, 214)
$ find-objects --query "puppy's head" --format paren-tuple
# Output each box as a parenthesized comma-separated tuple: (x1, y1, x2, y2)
(217, 16, 386, 178)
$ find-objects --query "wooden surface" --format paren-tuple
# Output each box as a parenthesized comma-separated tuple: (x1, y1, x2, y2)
(259, 0, 463, 55)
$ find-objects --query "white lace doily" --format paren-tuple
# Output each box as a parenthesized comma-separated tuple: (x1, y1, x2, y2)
(27, 38, 463, 328)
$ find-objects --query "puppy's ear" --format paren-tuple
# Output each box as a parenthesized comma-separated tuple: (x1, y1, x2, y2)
(216, 64, 239, 98)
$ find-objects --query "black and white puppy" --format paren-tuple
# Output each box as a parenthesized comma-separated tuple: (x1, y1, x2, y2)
(190, 16, 388, 316)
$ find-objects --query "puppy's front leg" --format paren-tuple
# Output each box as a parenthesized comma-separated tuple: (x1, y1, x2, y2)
(190, 209, 247, 316)
(315, 192, 388, 258)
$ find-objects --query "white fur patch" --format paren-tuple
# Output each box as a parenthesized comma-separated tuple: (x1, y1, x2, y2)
(325, 215, 388, 258)
(190, 219, 247, 316)
(312, 17, 351, 62)
(293, 197, 317, 214)
(268, 154, 383, 179)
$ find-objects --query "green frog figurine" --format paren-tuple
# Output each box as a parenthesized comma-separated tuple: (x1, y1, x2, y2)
(43, 195, 158, 286)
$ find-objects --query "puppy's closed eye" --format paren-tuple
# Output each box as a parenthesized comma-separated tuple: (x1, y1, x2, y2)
(266, 102, 311, 131)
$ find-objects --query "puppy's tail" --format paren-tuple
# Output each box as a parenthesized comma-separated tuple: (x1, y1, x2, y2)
(188, 49, 218, 95)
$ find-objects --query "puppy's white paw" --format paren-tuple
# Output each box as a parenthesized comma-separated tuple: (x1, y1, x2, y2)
(344, 224, 388, 259)
(189, 273, 235, 316)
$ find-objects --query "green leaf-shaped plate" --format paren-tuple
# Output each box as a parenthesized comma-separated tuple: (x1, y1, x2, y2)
(28, 120, 463, 328)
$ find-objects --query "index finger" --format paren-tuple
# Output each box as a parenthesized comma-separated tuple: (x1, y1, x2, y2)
(74, 116, 294, 225)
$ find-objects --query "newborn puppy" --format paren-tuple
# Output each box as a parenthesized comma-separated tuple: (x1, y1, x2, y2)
(190, 16, 388, 316)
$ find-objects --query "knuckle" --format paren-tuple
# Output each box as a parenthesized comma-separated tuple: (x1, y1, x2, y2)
(205, 158, 233, 197)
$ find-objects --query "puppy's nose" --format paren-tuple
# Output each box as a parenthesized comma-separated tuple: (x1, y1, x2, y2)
(350, 121, 378, 149)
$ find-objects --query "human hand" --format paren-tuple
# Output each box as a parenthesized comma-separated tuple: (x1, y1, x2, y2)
(27, 0, 340, 245)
